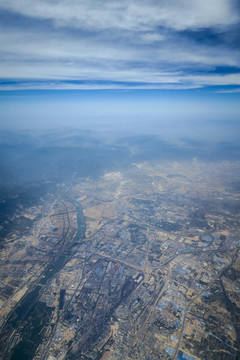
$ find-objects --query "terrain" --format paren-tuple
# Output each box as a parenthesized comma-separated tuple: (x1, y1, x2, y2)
(0, 131, 240, 360)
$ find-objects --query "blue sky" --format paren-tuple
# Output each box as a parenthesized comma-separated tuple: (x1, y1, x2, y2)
(0, 0, 240, 138)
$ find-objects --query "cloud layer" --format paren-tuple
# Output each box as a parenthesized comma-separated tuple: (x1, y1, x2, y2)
(0, 0, 240, 90)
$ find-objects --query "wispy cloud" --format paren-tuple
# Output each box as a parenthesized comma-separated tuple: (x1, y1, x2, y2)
(216, 88, 240, 93)
(0, 0, 239, 90)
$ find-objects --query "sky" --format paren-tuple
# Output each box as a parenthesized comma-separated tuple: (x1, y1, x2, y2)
(0, 0, 240, 139)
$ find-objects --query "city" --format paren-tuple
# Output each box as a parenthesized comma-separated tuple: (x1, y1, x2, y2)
(0, 159, 239, 360)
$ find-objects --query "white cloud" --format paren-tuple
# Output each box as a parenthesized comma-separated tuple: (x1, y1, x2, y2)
(138, 33, 165, 43)
(186, 74, 240, 86)
(0, 83, 201, 91)
(0, 0, 239, 32)
(0, 0, 239, 89)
